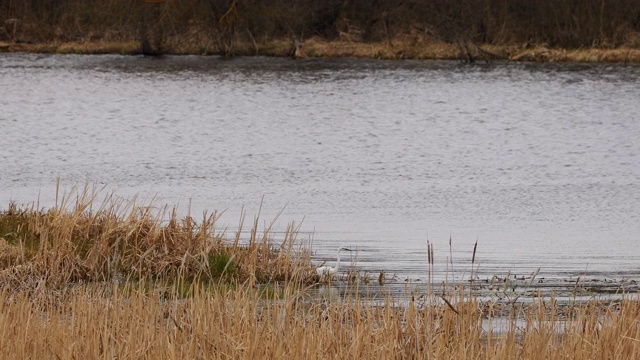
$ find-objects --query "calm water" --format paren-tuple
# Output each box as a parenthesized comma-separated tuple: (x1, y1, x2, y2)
(1, 54, 639, 283)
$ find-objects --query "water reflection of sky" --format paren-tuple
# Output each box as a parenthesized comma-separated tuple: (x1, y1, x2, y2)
(1, 54, 639, 281)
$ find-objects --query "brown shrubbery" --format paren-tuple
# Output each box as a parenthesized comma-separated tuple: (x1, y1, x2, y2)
(1, 0, 639, 55)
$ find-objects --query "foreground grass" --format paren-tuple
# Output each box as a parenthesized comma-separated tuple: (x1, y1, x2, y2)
(0, 282, 639, 358)
(1, 187, 639, 358)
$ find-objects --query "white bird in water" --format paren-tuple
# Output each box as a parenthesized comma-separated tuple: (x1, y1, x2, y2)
(316, 247, 353, 279)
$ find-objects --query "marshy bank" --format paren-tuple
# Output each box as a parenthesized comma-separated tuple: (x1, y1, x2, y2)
(1, 189, 640, 358)
(2, 0, 640, 62)
(4, 39, 640, 63)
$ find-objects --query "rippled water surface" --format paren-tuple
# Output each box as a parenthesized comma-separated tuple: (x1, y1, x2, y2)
(1, 54, 639, 282)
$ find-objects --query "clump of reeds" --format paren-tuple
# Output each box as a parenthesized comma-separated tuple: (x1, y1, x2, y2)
(0, 183, 316, 293)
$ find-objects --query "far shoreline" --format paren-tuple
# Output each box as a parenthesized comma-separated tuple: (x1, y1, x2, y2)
(2, 39, 640, 64)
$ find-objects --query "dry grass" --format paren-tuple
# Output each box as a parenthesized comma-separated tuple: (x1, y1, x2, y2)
(55, 41, 141, 55)
(4, 37, 640, 63)
(1, 185, 640, 358)
(511, 46, 640, 63)
(0, 282, 638, 359)
(2, 41, 141, 55)
(0, 183, 315, 292)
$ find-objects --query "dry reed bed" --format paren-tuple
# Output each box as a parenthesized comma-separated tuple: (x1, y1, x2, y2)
(0, 284, 639, 359)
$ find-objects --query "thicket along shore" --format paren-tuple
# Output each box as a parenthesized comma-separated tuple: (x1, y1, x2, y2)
(1, 0, 640, 62)
(0, 186, 639, 358)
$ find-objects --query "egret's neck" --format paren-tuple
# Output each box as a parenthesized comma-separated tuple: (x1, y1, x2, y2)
(335, 250, 342, 272)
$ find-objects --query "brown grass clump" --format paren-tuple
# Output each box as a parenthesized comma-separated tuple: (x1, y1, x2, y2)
(0, 183, 315, 292)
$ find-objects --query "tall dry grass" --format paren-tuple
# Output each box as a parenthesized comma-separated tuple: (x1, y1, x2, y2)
(0, 282, 638, 358)
(0, 183, 315, 293)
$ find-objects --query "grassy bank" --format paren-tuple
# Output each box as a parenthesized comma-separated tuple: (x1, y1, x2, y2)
(1, 0, 640, 62)
(1, 186, 640, 358)
(4, 38, 640, 63)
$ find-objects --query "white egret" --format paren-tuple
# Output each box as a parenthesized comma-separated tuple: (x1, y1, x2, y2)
(316, 247, 353, 279)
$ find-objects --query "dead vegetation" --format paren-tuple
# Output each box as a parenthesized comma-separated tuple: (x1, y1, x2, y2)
(1, 1, 639, 61)
(0, 270, 638, 358)
(0, 183, 315, 293)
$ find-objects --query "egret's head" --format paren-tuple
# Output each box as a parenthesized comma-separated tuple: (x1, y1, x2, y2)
(339, 247, 353, 252)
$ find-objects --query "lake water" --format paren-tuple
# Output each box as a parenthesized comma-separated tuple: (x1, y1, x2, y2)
(1, 54, 639, 284)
